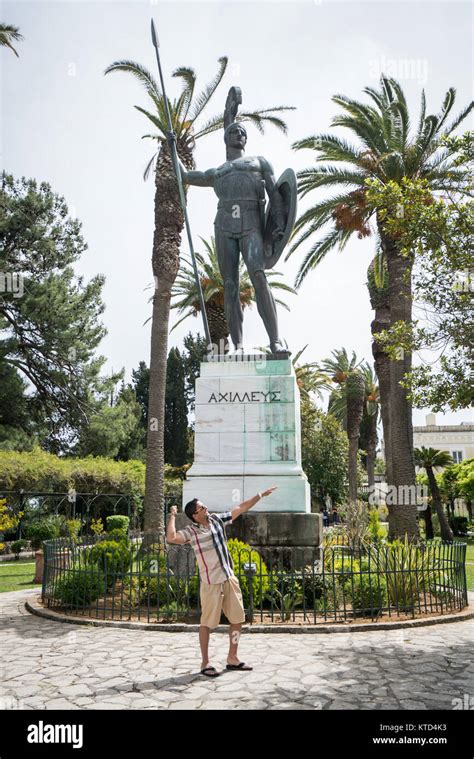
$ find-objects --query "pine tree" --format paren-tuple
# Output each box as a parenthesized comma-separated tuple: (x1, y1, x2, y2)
(164, 348, 189, 466)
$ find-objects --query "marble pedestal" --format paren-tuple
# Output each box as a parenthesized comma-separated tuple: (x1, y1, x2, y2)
(183, 354, 311, 513)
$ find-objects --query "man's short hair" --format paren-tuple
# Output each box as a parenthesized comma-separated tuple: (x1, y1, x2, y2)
(184, 498, 199, 522)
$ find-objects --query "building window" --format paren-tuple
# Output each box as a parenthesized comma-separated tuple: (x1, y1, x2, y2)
(452, 451, 463, 464)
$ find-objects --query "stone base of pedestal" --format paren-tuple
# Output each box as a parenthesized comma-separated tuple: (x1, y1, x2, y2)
(175, 511, 323, 569)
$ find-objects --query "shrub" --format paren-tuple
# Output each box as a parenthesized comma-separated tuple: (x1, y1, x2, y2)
(10, 539, 28, 559)
(323, 551, 388, 615)
(301, 568, 341, 612)
(227, 539, 269, 607)
(114, 576, 142, 609)
(87, 540, 133, 586)
(265, 571, 303, 619)
(139, 546, 164, 570)
(164, 478, 183, 504)
(451, 516, 469, 536)
(374, 539, 437, 610)
(144, 575, 173, 605)
(26, 518, 61, 550)
(90, 518, 104, 536)
(345, 560, 388, 615)
(0, 449, 145, 495)
(53, 567, 104, 607)
(140, 552, 173, 605)
(0, 498, 23, 539)
(264, 568, 342, 616)
(59, 518, 81, 541)
(140, 551, 199, 607)
(344, 500, 370, 543)
(367, 509, 386, 545)
(106, 515, 130, 534)
(104, 528, 129, 544)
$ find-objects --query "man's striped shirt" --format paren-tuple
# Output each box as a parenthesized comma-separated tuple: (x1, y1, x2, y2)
(177, 511, 234, 584)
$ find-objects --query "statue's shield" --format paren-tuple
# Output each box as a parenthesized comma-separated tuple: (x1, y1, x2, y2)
(263, 168, 297, 269)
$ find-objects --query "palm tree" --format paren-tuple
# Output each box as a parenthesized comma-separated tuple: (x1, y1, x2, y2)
(358, 364, 380, 491)
(291, 345, 329, 402)
(367, 250, 392, 488)
(288, 76, 473, 538)
(325, 360, 380, 492)
(171, 236, 296, 350)
(105, 58, 293, 537)
(0, 24, 22, 56)
(414, 447, 454, 541)
(320, 349, 366, 503)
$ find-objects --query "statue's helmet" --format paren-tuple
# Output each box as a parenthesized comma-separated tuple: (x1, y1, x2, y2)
(224, 122, 247, 144)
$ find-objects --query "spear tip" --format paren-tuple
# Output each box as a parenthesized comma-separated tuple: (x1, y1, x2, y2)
(150, 18, 159, 49)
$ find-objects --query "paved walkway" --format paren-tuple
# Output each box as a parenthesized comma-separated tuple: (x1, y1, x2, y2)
(1, 590, 473, 710)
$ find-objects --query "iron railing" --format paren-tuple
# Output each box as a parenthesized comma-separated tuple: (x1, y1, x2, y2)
(41, 534, 468, 625)
(0, 491, 175, 538)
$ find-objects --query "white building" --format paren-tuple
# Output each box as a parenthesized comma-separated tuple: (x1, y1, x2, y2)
(413, 413, 474, 465)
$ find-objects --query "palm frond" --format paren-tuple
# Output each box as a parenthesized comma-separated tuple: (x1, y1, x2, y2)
(294, 228, 350, 288)
(172, 66, 196, 124)
(188, 56, 228, 123)
(143, 153, 158, 181)
(104, 60, 162, 101)
(133, 105, 166, 133)
(0, 23, 23, 56)
(441, 100, 474, 138)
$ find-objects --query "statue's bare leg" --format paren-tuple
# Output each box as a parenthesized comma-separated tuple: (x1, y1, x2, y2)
(214, 229, 243, 350)
(242, 231, 282, 350)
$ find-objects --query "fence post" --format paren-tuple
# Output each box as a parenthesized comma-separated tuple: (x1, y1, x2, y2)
(244, 562, 257, 624)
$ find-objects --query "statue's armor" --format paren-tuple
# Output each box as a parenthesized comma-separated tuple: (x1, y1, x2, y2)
(213, 157, 264, 236)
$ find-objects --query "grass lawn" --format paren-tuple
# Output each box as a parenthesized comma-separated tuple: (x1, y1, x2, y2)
(464, 537, 474, 592)
(0, 559, 38, 593)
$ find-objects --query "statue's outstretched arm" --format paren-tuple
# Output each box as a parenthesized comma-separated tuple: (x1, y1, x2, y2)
(177, 158, 216, 187)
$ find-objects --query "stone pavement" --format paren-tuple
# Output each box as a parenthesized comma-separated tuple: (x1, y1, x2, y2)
(1, 589, 473, 710)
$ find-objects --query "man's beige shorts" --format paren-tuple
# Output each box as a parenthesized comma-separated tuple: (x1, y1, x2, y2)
(200, 575, 246, 629)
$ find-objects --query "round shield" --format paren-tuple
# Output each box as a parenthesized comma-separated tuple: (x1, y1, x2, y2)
(263, 168, 297, 269)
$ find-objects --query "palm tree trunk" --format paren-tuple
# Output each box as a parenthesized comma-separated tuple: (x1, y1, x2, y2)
(144, 142, 184, 540)
(370, 305, 391, 484)
(206, 303, 229, 352)
(346, 372, 365, 503)
(423, 505, 434, 540)
(366, 408, 378, 490)
(381, 231, 418, 539)
(367, 260, 391, 513)
(426, 467, 454, 541)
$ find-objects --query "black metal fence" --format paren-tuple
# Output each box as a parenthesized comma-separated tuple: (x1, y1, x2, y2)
(41, 534, 468, 626)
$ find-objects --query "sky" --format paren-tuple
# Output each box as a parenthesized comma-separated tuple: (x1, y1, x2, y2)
(1, 0, 472, 427)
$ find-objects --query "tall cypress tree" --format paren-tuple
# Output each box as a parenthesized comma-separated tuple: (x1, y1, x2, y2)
(164, 348, 189, 466)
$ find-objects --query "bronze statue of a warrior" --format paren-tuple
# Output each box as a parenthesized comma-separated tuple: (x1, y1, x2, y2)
(177, 87, 297, 355)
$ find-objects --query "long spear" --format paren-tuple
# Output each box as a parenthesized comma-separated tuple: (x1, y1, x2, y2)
(150, 18, 212, 348)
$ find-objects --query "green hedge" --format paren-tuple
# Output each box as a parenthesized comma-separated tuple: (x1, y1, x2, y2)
(0, 449, 145, 495)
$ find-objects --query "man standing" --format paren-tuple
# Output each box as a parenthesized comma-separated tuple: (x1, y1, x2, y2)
(166, 486, 276, 677)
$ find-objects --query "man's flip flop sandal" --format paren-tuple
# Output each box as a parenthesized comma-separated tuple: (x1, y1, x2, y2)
(201, 666, 221, 677)
(226, 662, 253, 671)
